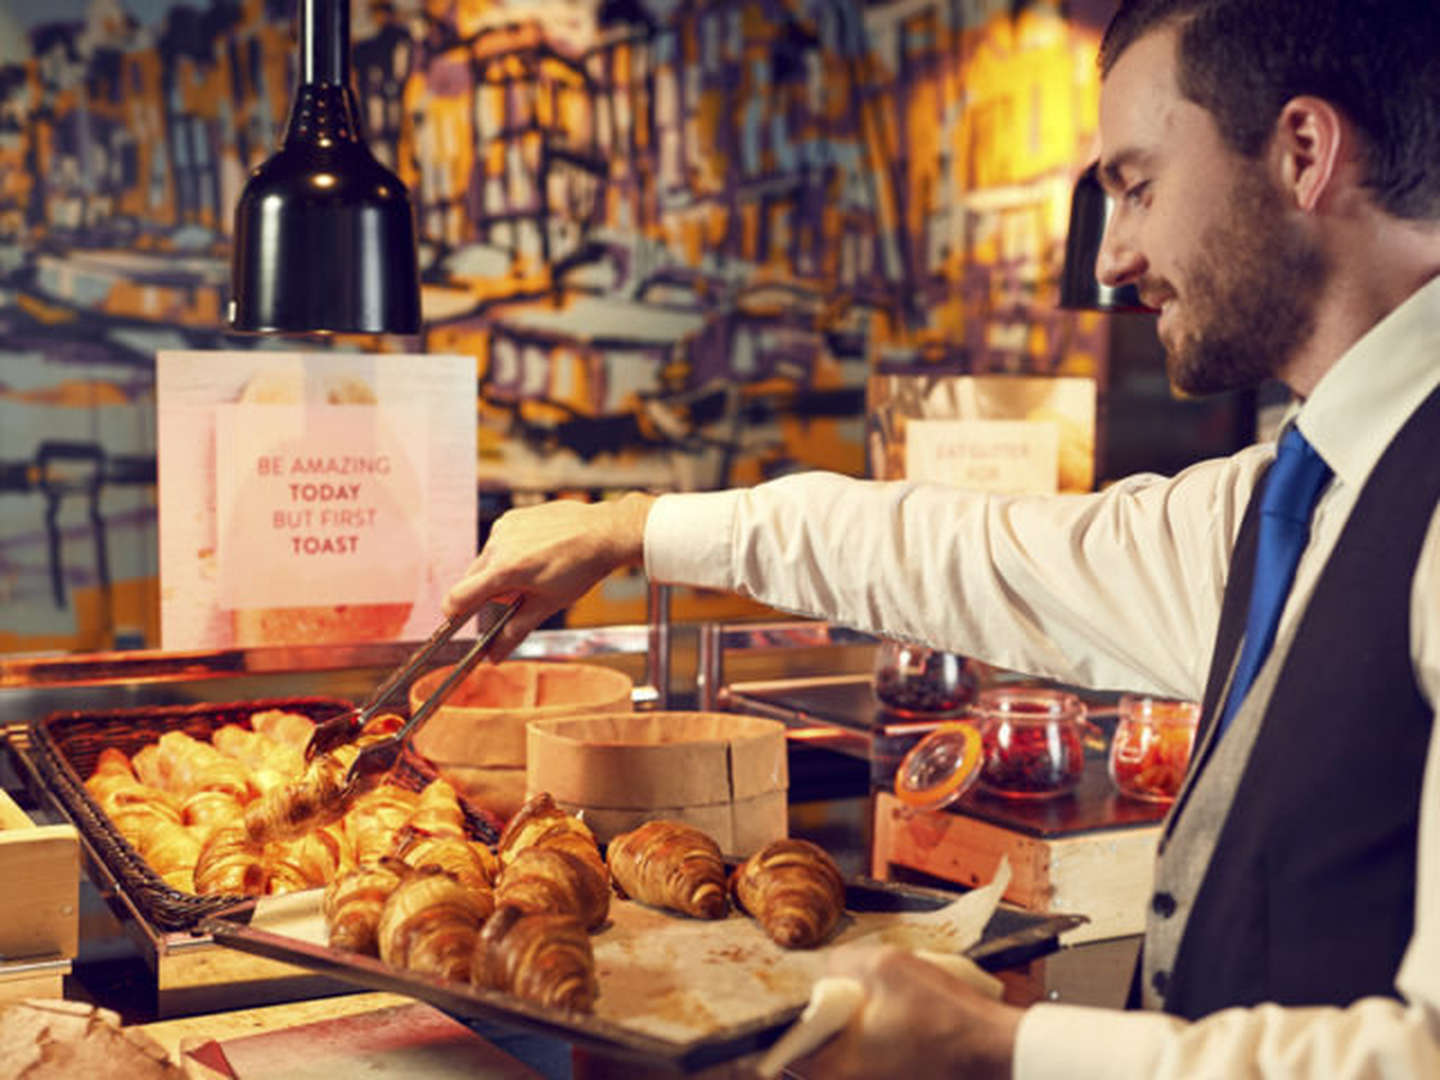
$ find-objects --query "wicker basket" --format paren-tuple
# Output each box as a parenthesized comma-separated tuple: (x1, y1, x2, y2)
(28, 696, 502, 932)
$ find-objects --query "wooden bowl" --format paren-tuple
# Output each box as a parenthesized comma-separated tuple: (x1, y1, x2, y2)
(526, 712, 788, 855)
(408, 660, 634, 819)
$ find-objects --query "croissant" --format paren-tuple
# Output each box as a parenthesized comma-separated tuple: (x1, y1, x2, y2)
(266, 832, 344, 894)
(497, 792, 603, 871)
(92, 775, 182, 818)
(88, 746, 136, 782)
(377, 867, 494, 981)
(731, 838, 846, 949)
(606, 820, 728, 919)
(345, 783, 421, 865)
(249, 708, 317, 750)
(180, 788, 245, 841)
(155, 732, 252, 800)
(495, 846, 610, 930)
(135, 818, 203, 892)
(404, 779, 466, 840)
(105, 799, 183, 846)
(91, 743, 133, 777)
(471, 905, 598, 1013)
(323, 860, 406, 954)
(130, 744, 165, 790)
(194, 823, 268, 895)
(243, 753, 350, 844)
(213, 723, 305, 780)
(394, 832, 499, 893)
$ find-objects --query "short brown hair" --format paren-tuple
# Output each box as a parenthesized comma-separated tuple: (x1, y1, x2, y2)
(1100, 0, 1440, 220)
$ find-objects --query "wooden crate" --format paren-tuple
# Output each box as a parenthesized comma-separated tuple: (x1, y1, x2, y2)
(872, 789, 1161, 944)
(0, 957, 71, 1004)
(0, 787, 80, 962)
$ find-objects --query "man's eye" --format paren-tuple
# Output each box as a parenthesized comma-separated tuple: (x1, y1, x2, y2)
(1123, 181, 1150, 207)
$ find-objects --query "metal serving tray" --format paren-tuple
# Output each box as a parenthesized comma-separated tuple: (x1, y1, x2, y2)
(201, 878, 1085, 1074)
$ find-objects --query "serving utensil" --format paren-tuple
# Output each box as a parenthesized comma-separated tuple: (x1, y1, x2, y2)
(304, 597, 522, 794)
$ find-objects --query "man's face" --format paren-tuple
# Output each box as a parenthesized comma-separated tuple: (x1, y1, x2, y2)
(1095, 26, 1327, 394)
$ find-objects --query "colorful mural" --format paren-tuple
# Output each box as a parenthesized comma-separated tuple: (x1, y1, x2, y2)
(0, 0, 1113, 651)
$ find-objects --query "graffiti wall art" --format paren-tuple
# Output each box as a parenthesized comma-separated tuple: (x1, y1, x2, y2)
(0, 0, 1114, 650)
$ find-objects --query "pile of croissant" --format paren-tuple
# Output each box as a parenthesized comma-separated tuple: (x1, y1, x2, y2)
(83, 708, 472, 898)
(323, 793, 848, 1014)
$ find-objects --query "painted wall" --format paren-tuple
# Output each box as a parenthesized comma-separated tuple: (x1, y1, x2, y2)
(0, 0, 1112, 651)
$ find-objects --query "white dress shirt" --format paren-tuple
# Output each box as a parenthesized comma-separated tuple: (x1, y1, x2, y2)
(643, 274, 1440, 1077)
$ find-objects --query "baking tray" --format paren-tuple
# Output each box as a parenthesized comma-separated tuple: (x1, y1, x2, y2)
(200, 878, 1086, 1073)
(26, 697, 504, 931)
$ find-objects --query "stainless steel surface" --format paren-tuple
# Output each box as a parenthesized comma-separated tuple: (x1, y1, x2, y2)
(697, 622, 723, 712)
(695, 621, 880, 715)
(645, 582, 671, 710)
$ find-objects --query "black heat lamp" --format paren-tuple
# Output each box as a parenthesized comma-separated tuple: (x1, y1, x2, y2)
(1058, 162, 1147, 312)
(229, 0, 420, 334)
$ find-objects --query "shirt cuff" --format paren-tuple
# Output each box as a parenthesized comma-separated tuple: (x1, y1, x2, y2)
(643, 490, 742, 591)
(1015, 1003, 1180, 1080)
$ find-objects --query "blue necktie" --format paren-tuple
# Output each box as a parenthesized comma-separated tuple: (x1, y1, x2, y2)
(1214, 426, 1332, 740)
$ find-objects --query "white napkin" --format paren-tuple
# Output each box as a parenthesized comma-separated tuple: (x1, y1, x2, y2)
(754, 857, 1012, 1079)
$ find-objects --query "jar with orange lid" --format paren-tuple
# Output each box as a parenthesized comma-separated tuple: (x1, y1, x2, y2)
(1108, 694, 1200, 802)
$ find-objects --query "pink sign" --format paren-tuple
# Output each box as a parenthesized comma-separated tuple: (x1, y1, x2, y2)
(158, 352, 476, 649)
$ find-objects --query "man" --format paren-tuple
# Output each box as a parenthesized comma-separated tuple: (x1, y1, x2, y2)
(445, 0, 1440, 1074)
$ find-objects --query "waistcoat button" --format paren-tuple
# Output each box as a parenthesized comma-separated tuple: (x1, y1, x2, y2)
(1151, 969, 1169, 996)
(1151, 891, 1178, 918)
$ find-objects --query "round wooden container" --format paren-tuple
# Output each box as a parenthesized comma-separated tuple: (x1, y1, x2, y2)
(526, 712, 788, 856)
(409, 660, 634, 819)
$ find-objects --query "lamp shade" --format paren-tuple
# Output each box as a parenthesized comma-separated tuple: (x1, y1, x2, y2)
(1058, 162, 1147, 313)
(229, 0, 420, 334)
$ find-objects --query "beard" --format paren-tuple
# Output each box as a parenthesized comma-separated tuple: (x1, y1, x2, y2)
(1156, 166, 1329, 396)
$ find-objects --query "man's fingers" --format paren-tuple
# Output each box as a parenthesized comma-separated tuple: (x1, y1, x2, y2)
(486, 609, 548, 662)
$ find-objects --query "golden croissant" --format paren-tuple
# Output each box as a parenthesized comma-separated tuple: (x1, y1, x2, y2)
(394, 832, 499, 893)
(471, 905, 598, 1013)
(731, 838, 846, 949)
(496, 792, 602, 871)
(248, 708, 318, 750)
(377, 867, 495, 982)
(403, 779, 466, 840)
(180, 788, 245, 838)
(323, 860, 406, 955)
(346, 784, 421, 865)
(495, 846, 610, 931)
(606, 820, 728, 919)
(194, 823, 268, 895)
(266, 832, 343, 894)
(134, 818, 203, 892)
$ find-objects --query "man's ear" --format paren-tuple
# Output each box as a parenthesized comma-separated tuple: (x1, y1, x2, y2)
(1273, 96, 1346, 213)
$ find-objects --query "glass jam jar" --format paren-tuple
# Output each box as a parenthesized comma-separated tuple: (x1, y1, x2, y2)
(972, 687, 1088, 799)
(1108, 694, 1200, 802)
(873, 642, 976, 717)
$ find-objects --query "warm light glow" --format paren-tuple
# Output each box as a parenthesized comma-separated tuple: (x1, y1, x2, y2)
(311, 173, 337, 189)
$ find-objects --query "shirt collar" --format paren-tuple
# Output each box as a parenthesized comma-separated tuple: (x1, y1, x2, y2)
(1294, 273, 1440, 489)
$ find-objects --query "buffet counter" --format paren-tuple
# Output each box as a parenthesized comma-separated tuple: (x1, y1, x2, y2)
(0, 624, 1138, 1077)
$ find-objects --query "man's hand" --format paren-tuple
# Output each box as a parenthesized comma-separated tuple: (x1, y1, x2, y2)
(443, 492, 656, 661)
(787, 946, 1022, 1080)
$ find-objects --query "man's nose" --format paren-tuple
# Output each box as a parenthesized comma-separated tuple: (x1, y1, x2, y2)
(1096, 219, 1144, 288)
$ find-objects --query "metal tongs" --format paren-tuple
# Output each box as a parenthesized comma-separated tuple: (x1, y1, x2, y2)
(304, 596, 522, 796)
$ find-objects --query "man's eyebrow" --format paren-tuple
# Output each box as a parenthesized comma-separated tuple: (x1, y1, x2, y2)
(1098, 148, 1152, 194)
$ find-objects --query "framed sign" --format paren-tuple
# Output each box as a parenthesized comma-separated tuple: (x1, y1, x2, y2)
(157, 351, 477, 649)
